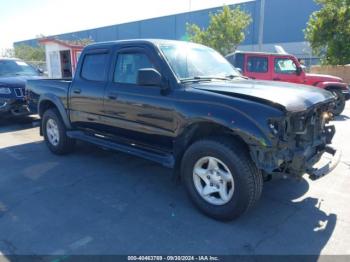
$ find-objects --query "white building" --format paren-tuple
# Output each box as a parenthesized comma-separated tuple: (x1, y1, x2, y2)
(39, 38, 83, 78)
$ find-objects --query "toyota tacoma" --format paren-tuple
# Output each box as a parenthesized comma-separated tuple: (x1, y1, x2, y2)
(26, 40, 340, 220)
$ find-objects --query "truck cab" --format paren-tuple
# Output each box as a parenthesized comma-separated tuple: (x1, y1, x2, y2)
(226, 51, 350, 115)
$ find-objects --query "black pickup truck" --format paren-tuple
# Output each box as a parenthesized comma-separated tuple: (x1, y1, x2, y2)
(26, 40, 340, 220)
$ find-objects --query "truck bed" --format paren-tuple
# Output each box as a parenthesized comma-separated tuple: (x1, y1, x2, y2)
(26, 79, 72, 114)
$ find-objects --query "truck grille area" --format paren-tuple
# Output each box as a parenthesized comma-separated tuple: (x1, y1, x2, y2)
(251, 101, 336, 177)
(278, 102, 336, 176)
(289, 103, 333, 147)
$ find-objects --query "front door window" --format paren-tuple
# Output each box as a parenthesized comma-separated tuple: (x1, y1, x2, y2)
(114, 53, 155, 84)
(274, 58, 297, 74)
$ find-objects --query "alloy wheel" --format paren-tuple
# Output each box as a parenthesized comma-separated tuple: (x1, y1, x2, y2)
(193, 156, 235, 205)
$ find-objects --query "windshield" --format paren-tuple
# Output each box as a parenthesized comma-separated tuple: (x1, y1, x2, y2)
(0, 59, 39, 77)
(159, 42, 240, 81)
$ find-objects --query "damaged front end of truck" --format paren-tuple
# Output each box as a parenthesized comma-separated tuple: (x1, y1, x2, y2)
(250, 100, 340, 180)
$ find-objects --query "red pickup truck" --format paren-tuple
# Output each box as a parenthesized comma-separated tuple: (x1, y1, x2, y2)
(226, 51, 350, 115)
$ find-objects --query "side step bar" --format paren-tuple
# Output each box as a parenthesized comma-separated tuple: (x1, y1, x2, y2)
(66, 131, 175, 168)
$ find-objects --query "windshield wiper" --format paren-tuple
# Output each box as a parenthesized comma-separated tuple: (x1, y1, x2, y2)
(180, 76, 212, 83)
(180, 76, 233, 83)
(226, 74, 248, 80)
(225, 74, 239, 79)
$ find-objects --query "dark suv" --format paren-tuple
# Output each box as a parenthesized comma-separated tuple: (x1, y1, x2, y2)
(0, 58, 42, 116)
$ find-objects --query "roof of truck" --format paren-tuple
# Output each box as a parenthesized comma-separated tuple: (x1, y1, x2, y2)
(84, 39, 202, 49)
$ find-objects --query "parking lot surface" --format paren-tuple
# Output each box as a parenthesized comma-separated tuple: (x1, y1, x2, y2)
(0, 105, 350, 256)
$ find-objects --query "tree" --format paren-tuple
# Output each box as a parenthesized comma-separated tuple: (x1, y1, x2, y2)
(14, 45, 45, 62)
(186, 6, 252, 55)
(1, 48, 14, 58)
(305, 0, 350, 65)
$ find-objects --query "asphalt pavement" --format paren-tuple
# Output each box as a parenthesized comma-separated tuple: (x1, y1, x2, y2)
(0, 105, 349, 257)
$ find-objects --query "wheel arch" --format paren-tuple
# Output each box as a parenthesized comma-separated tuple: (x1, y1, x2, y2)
(183, 121, 248, 149)
(38, 94, 71, 129)
(173, 120, 268, 176)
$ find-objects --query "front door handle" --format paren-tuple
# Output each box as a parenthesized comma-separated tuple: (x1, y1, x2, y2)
(73, 88, 81, 94)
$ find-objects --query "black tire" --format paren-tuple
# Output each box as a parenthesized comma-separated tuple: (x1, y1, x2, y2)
(181, 137, 263, 221)
(42, 108, 75, 154)
(331, 90, 346, 116)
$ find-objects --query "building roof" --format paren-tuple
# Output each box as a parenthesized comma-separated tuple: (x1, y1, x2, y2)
(38, 38, 84, 49)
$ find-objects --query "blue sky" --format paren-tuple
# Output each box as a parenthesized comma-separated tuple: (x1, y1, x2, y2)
(0, 0, 246, 52)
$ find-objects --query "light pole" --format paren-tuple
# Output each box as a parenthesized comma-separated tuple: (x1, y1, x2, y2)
(258, 0, 265, 51)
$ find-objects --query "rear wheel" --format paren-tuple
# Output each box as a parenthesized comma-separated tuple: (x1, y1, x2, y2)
(181, 138, 263, 221)
(331, 90, 345, 116)
(42, 108, 75, 154)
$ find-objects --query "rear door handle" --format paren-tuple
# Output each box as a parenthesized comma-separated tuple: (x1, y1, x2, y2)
(273, 78, 281, 81)
(73, 88, 81, 94)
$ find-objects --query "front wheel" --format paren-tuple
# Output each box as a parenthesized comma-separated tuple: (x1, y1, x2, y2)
(331, 90, 346, 116)
(181, 138, 263, 221)
(42, 108, 75, 154)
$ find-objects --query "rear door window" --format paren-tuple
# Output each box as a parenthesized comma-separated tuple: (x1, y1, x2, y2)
(246, 56, 268, 73)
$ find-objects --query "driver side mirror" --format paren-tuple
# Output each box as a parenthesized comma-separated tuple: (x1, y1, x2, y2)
(296, 66, 303, 76)
(137, 68, 162, 86)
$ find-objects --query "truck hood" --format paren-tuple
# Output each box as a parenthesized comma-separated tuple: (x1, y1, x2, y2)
(0, 76, 43, 88)
(191, 79, 335, 112)
(305, 73, 343, 83)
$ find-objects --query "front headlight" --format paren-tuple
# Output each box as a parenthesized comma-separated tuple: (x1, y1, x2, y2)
(268, 119, 285, 135)
(268, 120, 279, 135)
(292, 115, 306, 134)
(268, 118, 289, 140)
(0, 87, 11, 94)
